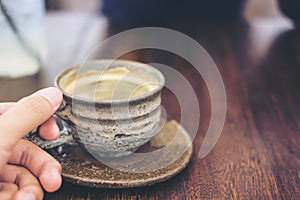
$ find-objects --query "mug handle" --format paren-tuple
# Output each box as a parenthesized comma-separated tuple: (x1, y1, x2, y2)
(25, 115, 74, 149)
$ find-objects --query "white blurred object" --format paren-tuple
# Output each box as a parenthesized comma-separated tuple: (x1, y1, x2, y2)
(0, 0, 46, 78)
(43, 12, 108, 85)
(244, 0, 280, 21)
(250, 16, 293, 58)
(244, 0, 294, 59)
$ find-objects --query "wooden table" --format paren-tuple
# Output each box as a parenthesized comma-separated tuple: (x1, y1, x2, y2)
(0, 12, 300, 199)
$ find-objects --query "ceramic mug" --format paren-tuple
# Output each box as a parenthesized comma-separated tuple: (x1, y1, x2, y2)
(54, 59, 165, 157)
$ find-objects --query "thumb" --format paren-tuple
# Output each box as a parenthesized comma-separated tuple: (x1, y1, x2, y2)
(0, 87, 62, 169)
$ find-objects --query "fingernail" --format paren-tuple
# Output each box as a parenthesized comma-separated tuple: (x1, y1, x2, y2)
(36, 87, 62, 108)
(23, 192, 35, 200)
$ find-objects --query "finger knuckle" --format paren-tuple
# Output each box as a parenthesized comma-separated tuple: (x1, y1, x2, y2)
(20, 96, 52, 117)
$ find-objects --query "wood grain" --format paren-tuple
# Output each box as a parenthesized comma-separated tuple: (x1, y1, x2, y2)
(0, 14, 299, 199)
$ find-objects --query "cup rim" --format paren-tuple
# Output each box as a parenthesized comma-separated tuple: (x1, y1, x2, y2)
(54, 59, 165, 104)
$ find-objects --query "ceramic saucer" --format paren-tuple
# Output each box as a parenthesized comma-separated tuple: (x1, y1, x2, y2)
(30, 120, 193, 188)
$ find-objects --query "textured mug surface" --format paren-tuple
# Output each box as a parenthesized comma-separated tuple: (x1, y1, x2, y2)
(55, 60, 165, 157)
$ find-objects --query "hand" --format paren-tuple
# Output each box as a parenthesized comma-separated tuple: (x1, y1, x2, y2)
(0, 87, 63, 200)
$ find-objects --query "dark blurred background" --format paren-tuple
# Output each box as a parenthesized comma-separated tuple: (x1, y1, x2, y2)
(44, 0, 286, 24)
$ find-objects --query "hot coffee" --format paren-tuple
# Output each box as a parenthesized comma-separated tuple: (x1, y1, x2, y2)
(60, 67, 158, 100)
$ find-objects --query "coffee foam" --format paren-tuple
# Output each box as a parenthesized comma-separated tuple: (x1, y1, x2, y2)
(61, 67, 159, 100)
